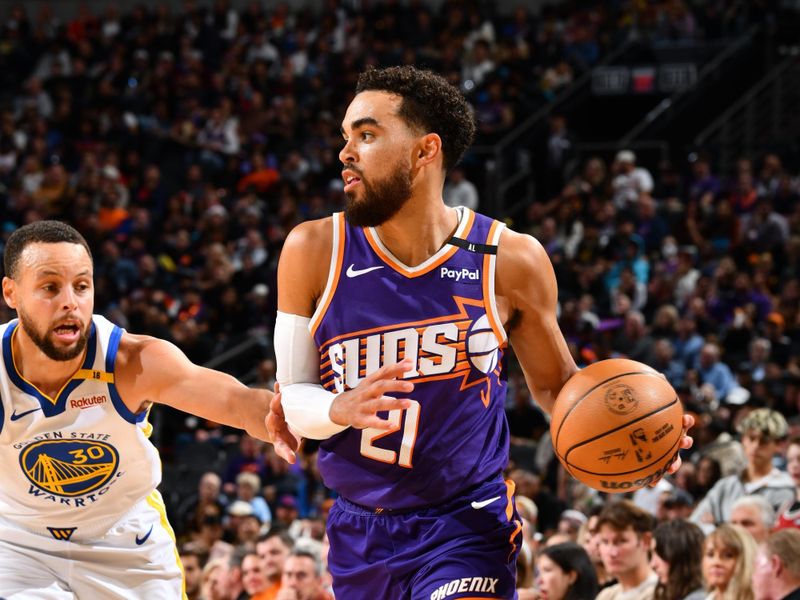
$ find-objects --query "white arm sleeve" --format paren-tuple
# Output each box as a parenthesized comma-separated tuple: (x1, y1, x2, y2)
(274, 311, 348, 440)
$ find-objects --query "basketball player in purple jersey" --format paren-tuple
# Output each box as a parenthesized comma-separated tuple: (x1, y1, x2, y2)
(272, 66, 694, 599)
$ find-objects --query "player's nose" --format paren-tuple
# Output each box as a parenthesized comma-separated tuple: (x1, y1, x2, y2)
(60, 287, 79, 310)
(339, 139, 357, 164)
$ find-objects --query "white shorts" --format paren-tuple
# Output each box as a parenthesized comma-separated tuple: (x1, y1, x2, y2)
(0, 490, 185, 599)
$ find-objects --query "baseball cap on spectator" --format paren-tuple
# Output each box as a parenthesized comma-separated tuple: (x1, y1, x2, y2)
(726, 386, 751, 406)
(663, 488, 694, 508)
(102, 165, 120, 180)
(277, 495, 298, 510)
(737, 408, 789, 441)
(560, 509, 587, 527)
(227, 500, 255, 518)
(615, 150, 636, 164)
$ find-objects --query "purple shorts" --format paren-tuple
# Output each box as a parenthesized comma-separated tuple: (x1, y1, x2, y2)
(326, 476, 522, 599)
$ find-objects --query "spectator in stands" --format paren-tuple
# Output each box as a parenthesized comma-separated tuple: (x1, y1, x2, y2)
(650, 520, 705, 600)
(276, 549, 334, 600)
(179, 543, 208, 600)
(202, 558, 229, 600)
(256, 530, 294, 599)
(702, 524, 757, 600)
(661, 489, 695, 521)
(235, 472, 272, 527)
(242, 551, 272, 600)
(215, 546, 249, 600)
(223, 434, 268, 495)
(273, 494, 300, 530)
(695, 343, 737, 403)
(596, 500, 658, 600)
(729, 495, 776, 544)
(533, 542, 599, 600)
(443, 167, 479, 210)
(581, 507, 616, 590)
(652, 338, 687, 390)
(752, 529, 800, 600)
(177, 471, 228, 538)
(611, 150, 654, 212)
(692, 409, 795, 530)
(776, 437, 800, 531)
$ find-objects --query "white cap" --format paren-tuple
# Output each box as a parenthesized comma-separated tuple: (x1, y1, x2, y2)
(615, 150, 636, 164)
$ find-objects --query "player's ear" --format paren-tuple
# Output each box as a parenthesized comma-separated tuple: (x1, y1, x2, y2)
(415, 133, 442, 168)
(2, 276, 17, 309)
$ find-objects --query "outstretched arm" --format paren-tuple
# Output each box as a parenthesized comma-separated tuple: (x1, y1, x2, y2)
(497, 228, 693, 479)
(116, 335, 297, 460)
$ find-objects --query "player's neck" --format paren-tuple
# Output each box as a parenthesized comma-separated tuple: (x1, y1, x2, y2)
(12, 327, 87, 398)
(373, 200, 459, 267)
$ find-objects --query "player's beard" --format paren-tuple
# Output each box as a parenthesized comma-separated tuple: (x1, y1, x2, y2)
(18, 308, 90, 362)
(344, 162, 413, 227)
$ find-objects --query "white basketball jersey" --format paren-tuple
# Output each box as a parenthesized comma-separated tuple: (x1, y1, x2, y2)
(0, 315, 161, 542)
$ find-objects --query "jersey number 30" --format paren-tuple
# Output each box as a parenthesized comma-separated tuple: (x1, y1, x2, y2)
(360, 400, 420, 468)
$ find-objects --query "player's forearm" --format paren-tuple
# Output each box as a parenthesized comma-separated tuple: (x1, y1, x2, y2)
(229, 387, 272, 442)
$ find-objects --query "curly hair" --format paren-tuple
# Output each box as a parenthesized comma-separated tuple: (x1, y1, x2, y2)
(355, 66, 475, 172)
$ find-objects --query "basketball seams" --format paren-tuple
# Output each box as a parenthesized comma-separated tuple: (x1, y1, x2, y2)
(564, 421, 682, 476)
(553, 370, 662, 454)
(562, 397, 679, 463)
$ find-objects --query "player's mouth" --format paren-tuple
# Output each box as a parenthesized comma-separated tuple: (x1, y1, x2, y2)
(342, 170, 362, 192)
(52, 321, 82, 343)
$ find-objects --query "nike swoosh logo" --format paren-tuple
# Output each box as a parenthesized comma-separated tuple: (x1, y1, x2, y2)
(346, 264, 384, 278)
(135, 525, 153, 545)
(470, 495, 501, 510)
(10, 407, 42, 421)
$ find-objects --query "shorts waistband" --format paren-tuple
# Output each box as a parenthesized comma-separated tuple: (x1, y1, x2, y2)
(336, 472, 505, 516)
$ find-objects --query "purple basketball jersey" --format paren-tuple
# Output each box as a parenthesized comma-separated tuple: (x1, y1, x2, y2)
(311, 208, 509, 510)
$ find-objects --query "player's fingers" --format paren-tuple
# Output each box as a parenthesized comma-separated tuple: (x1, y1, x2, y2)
(368, 378, 415, 397)
(679, 435, 694, 450)
(274, 439, 297, 464)
(682, 413, 695, 430)
(371, 396, 412, 413)
(355, 415, 398, 430)
(270, 391, 285, 417)
(364, 358, 414, 383)
(666, 454, 683, 475)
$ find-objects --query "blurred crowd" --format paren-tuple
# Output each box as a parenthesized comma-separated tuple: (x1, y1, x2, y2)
(1, 0, 800, 599)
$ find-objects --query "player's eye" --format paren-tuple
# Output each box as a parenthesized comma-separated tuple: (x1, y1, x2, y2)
(361, 131, 374, 141)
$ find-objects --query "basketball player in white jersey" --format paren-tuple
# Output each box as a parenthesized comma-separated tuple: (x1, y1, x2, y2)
(0, 220, 297, 599)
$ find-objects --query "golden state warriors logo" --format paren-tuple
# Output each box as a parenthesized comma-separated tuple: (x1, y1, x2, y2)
(20, 440, 119, 497)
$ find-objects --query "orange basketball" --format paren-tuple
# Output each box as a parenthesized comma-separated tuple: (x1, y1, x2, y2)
(550, 358, 684, 493)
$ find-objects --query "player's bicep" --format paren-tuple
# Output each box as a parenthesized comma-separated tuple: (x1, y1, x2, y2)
(499, 231, 576, 413)
(277, 219, 331, 316)
(133, 338, 238, 416)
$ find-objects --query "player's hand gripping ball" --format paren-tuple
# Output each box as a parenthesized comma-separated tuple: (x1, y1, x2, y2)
(550, 359, 684, 492)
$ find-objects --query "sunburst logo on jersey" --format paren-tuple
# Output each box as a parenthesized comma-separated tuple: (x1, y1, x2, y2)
(19, 440, 119, 497)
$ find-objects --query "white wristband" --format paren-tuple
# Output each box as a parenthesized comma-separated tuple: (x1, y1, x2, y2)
(281, 383, 348, 440)
(274, 311, 348, 440)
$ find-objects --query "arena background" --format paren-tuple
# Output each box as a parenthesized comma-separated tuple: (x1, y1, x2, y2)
(1, 0, 800, 592)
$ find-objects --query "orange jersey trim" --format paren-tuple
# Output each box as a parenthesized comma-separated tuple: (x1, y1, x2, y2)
(363, 210, 476, 278)
(482, 220, 507, 347)
(310, 213, 346, 337)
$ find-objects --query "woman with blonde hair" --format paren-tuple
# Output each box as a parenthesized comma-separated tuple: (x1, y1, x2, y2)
(701, 524, 757, 600)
